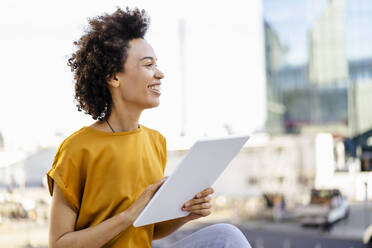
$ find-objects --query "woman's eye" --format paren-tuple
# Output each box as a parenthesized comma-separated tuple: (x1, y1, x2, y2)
(146, 64, 153, 67)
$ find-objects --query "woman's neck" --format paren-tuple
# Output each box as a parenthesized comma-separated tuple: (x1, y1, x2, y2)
(106, 104, 142, 132)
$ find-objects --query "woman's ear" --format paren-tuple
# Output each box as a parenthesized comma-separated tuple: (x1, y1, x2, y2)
(108, 76, 120, 88)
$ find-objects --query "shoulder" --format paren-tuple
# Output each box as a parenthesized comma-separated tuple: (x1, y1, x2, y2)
(56, 127, 91, 155)
(141, 125, 166, 143)
(141, 125, 167, 166)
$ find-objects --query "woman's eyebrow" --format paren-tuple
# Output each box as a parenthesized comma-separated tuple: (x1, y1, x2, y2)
(139, 56, 157, 62)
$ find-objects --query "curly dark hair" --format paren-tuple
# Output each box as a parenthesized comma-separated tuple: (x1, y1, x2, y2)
(67, 7, 150, 120)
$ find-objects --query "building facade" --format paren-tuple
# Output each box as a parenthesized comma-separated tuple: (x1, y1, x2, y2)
(264, 0, 372, 136)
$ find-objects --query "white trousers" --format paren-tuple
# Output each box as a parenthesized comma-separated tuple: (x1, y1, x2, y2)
(163, 223, 252, 248)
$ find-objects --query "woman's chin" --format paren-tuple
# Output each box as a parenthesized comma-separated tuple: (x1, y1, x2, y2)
(143, 100, 160, 109)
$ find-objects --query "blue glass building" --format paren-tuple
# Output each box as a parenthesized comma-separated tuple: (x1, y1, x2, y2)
(264, 0, 372, 135)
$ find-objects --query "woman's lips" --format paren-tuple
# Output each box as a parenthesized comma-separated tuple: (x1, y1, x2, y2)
(148, 87, 161, 95)
(147, 83, 161, 95)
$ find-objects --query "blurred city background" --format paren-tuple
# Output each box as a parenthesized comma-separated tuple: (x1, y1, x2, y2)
(0, 0, 371, 247)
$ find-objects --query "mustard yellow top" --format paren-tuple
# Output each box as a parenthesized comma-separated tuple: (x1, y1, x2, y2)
(46, 124, 167, 248)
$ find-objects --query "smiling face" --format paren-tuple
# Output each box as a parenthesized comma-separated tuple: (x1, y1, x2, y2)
(110, 38, 164, 111)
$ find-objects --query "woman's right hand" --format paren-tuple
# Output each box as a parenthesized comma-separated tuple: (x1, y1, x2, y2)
(125, 177, 168, 224)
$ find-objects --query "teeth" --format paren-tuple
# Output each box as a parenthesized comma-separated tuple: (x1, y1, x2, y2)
(149, 85, 160, 91)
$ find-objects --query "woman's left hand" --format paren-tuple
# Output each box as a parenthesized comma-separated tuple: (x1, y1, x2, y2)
(181, 187, 214, 221)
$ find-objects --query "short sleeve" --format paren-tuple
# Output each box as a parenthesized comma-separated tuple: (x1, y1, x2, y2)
(46, 140, 85, 212)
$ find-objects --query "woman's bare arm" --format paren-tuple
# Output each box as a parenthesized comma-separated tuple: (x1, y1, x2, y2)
(49, 177, 166, 248)
(49, 184, 132, 248)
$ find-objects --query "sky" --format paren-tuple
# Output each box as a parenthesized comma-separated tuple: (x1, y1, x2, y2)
(263, 0, 372, 65)
(0, 0, 266, 153)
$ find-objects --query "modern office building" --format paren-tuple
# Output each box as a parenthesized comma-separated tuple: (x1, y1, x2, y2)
(264, 0, 372, 136)
(308, 0, 349, 85)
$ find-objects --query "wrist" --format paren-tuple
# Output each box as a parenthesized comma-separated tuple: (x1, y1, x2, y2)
(181, 214, 192, 223)
(120, 210, 134, 226)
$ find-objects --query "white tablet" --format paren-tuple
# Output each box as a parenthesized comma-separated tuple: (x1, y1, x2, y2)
(133, 135, 249, 227)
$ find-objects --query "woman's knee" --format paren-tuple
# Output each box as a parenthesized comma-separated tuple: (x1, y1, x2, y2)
(205, 223, 251, 248)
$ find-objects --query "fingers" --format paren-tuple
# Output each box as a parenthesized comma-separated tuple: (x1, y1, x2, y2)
(184, 196, 212, 208)
(195, 187, 214, 199)
(145, 177, 168, 198)
(153, 177, 168, 188)
(181, 188, 214, 218)
(182, 187, 214, 209)
(183, 202, 212, 211)
(182, 195, 212, 214)
(187, 209, 211, 216)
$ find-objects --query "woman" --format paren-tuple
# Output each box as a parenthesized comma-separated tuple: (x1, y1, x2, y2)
(47, 7, 251, 248)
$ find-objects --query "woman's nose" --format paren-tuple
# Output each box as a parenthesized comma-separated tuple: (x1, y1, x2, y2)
(155, 69, 164, 79)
